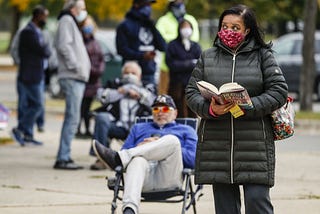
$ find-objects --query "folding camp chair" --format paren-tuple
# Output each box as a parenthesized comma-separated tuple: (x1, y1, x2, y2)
(106, 117, 203, 214)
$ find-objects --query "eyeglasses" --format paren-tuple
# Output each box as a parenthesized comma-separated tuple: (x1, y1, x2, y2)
(152, 106, 174, 114)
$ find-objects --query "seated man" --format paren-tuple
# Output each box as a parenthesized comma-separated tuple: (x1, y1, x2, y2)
(90, 61, 156, 170)
(92, 94, 198, 214)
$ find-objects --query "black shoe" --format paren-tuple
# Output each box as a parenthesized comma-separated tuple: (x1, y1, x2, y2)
(123, 207, 135, 214)
(83, 131, 92, 139)
(53, 160, 84, 170)
(67, 159, 74, 163)
(75, 131, 83, 138)
(24, 136, 43, 146)
(92, 139, 121, 170)
(38, 127, 45, 133)
(10, 128, 25, 146)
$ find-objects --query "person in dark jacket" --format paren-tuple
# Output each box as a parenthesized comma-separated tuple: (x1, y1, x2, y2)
(11, 5, 51, 146)
(166, 19, 201, 118)
(116, 0, 166, 86)
(76, 15, 105, 138)
(186, 4, 288, 214)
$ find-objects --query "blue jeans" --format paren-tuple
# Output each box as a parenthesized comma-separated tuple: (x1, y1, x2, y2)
(56, 79, 85, 161)
(17, 79, 45, 131)
(90, 112, 128, 156)
(17, 79, 43, 138)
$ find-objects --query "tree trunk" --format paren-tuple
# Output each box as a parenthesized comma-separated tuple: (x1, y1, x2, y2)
(300, 0, 318, 111)
(7, 6, 21, 53)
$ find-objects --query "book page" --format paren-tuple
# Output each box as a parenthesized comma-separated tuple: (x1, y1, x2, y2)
(196, 81, 219, 94)
(219, 82, 244, 93)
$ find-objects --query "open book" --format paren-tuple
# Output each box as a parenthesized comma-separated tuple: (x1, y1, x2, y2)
(196, 81, 253, 109)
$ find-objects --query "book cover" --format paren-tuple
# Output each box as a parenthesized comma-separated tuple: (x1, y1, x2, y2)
(196, 81, 253, 109)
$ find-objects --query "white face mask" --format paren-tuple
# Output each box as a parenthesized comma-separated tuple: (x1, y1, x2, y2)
(180, 27, 193, 39)
(122, 73, 140, 85)
(76, 10, 87, 23)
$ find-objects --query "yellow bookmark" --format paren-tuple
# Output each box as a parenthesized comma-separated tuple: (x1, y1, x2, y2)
(229, 104, 244, 118)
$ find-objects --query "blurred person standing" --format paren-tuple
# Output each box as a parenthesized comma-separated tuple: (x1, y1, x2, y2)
(11, 5, 51, 146)
(37, 29, 59, 132)
(10, 25, 58, 133)
(116, 0, 166, 86)
(76, 15, 105, 138)
(156, 0, 199, 94)
(166, 19, 201, 118)
(53, 0, 91, 170)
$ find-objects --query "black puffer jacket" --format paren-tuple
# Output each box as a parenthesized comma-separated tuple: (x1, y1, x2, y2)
(185, 39, 288, 186)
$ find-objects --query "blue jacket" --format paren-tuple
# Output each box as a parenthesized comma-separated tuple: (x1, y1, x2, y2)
(18, 22, 51, 84)
(121, 121, 197, 169)
(116, 8, 166, 85)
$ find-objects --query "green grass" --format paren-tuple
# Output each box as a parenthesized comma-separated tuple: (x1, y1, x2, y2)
(0, 137, 13, 145)
(295, 111, 320, 120)
(199, 38, 213, 50)
(0, 32, 10, 54)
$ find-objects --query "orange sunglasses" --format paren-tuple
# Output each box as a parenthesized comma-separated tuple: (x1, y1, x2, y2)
(152, 106, 174, 114)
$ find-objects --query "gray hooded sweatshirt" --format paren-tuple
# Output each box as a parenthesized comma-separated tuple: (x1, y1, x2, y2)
(55, 14, 90, 82)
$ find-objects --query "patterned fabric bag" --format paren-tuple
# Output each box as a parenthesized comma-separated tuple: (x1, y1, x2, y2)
(271, 97, 295, 141)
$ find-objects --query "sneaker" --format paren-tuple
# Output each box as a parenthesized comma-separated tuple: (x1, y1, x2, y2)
(10, 128, 25, 146)
(92, 139, 121, 170)
(90, 159, 108, 170)
(85, 131, 92, 137)
(75, 131, 83, 138)
(75, 132, 91, 139)
(53, 160, 84, 170)
(37, 127, 45, 133)
(24, 137, 43, 146)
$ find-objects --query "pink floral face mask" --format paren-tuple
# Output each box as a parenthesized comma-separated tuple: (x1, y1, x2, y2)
(218, 29, 245, 49)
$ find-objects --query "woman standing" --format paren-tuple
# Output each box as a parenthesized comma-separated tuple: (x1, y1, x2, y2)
(77, 16, 105, 138)
(166, 19, 201, 118)
(186, 4, 288, 214)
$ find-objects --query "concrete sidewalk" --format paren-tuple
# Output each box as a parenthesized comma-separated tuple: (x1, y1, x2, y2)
(0, 111, 320, 214)
(0, 54, 320, 213)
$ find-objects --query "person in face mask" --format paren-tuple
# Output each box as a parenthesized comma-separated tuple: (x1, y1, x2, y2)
(165, 19, 201, 118)
(10, 5, 51, 147)
(88, 61, 156, 170)
(156, 0, 200, 96)
(53, 0, 91, 170)
(116, 0, 166, 86)
(76, 15, 105, 139)
(186, 5, 288, 214)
